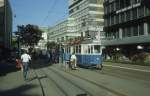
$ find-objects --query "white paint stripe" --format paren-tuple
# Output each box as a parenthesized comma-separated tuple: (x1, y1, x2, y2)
(104, 65, 150, 73)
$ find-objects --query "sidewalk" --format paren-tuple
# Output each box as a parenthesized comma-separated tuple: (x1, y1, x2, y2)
(104, 62, 150, 72)
(0, 61, 43, 96)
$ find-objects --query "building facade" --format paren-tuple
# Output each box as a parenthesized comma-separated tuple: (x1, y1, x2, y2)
(103, 0, 150, 60)
(69, 0, 104, 41)
(48, 18, 80, 44)
(0, 0, 12, 49)
(37, 27, 48, 50)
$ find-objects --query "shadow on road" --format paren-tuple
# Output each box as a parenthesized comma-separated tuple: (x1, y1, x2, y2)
(0, 61, 18, 77)
(0, 84, 41, 96)
(31, 58, 53, 70)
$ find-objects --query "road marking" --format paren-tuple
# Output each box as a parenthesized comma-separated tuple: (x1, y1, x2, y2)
(104, 65, 150, 73)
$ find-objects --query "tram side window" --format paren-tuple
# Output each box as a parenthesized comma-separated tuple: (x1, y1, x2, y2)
(66, 47, 70, 53)
(94, 45, 100, 53)
(83, 46, 88, 54)
(91, 46, 94, 54)
(88, 46, 90, 54)
(73, 47, 76, 54)
(76, 46, 78, 53)
(79, 45, 81, 53)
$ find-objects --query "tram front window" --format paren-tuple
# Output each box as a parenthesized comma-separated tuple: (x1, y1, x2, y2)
(94, 45, 101, 53)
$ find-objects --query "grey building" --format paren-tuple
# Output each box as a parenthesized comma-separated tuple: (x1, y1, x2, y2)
(0, 0, 12, 49)
(103, 0, 150, 60)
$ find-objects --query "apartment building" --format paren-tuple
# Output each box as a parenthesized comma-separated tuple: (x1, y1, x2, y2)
(103, 0, 150, 60)
(69, 0, 104, 42)
(0, 0, 12, 49)
(48, 18, 80, 44)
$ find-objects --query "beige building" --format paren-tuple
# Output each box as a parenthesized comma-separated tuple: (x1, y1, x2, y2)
(37, 27, 48, 50)
(0, 0, 12, 49)
(48, 18, 80, 44)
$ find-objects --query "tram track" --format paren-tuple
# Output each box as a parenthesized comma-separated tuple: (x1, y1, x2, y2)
(35, 69, 68, 96)
(91, 66, 150, 82)
(32, 68, 46, 96)
(46, 67, 93, 96)
(52, 66, 128, 96)
(41, 70, 69, 96)
(37, 68, 92, 96)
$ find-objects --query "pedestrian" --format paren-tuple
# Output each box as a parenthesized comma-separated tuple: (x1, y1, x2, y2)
(70, 53, 77, 69)
(47, 51, 51, 63)
(21, 50, 31, 81)
(15, 57, 23, 71)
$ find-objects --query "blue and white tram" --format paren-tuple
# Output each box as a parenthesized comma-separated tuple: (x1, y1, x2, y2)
(63, 43, 103, 69)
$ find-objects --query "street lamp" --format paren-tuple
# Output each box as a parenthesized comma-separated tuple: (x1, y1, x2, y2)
(137, 45, 143, 50)
(116, 47, 120, 51)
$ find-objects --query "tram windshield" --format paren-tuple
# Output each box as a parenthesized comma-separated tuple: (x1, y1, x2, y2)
(83, 45, 101, 54)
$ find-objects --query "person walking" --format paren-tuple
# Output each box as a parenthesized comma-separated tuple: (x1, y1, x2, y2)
(21, 50, 31, 81)
(70, 53, 77, 70)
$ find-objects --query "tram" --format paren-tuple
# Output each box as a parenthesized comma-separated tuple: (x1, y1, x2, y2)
(63, 40, 103, 69)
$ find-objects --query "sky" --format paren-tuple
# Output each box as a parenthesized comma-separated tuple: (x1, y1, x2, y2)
(9, 0, 69, 31)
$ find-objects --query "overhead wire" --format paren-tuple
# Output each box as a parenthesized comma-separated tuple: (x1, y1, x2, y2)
(41, 0, 69, 26)
(41, 0, 57, 25)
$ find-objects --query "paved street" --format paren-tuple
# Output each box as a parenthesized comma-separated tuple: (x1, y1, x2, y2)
(0, 60, 150, 96)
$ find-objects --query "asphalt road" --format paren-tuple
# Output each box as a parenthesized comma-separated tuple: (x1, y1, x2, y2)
(33, 62, 150, 96)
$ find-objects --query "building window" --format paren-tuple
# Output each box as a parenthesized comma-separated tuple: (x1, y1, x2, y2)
(120, 0, 125, 9)
(104, 18, 107, 26)
(117, 30, 119, 39)
(113, 30, 119, 39)
(138, 6, 144, 18)
(122, 28, 126, 38)
(127, 27, 131, 37)
(116, 0, 119, 10)
(107, 17, 110, 26)
(107, 4, 110, 13)
(132, 8, 138, 20)
(116, 15, 119, 24)
(76, 6, 79, 10)
(125, 0, 131, 7)
(104, 6, 107, 14)
(126, 11, 131, 21)
(133, 25, 138, 36)
(69, 9, 74, 14)
(89, 0, 101, 4)
(145, 7, 150, 16)
(61, 37, 64, 42)
(121, 13, 125, 23)
(89, 7, 103, 12)
(139, 23, 144, 35)
(148, 23, 150, 34)
(111, 16, 114, 25)
(110, 3, 114, 12)
(132, 0, 139, 4)
(65, 36, 68, 40)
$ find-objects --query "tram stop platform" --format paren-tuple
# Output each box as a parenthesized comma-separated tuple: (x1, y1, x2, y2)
(0, 61, 43, 96)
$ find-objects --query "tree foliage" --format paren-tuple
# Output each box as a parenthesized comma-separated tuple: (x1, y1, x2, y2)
(46, 41, 59, 49)
(16, 24, 43, 47)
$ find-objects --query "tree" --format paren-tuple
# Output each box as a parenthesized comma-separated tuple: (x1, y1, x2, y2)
(16, 24, 43, 47)
(46, 41, 59, 50)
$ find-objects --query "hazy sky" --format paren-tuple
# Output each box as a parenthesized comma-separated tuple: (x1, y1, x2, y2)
(10, 0, 69, 31)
